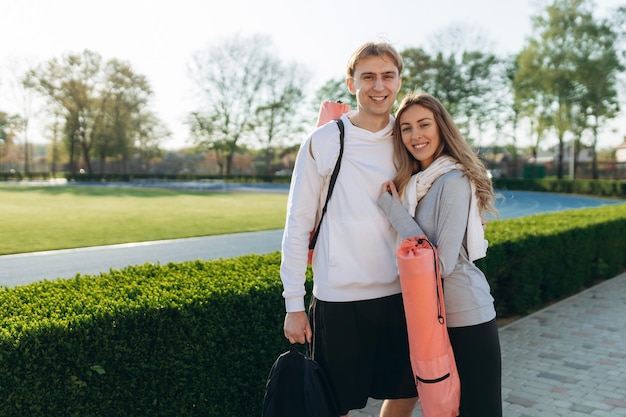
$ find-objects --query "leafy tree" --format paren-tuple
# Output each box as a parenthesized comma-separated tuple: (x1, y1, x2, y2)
(313, 78, 356, 110)
(0, 112, 7, 144)
(502, 56, 523, 177)
(399, 47, 434, 97)
(424, 51, 465, 120)
(576, 8, 624, 178)
(0, 112, 10, 164)
(134, 112, 168, 174)
(0, 111, 24, 171)
(459, 50, 504, 147)
(188, 34, 308, 175)
(514, 0, 616, 179)
(513, 43, 550, 170)
(249, 61, 309, 174)
(187, 111, 225, 174)
(25, 50, 105, 174)
(1, 58, 37, 174)
(100, 59, 155, 174)
(25, 50, 162, 175)
(400, 25, 506, 145)
(46, 110, 65, 176)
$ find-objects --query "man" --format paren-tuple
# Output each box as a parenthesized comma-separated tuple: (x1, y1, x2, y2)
(280, 41, 418, 417)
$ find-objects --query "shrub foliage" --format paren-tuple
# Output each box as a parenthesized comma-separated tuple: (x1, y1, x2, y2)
(0, 203, 625, 416)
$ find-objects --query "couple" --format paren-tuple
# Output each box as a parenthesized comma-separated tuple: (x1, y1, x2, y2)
(280, 41, 502, 417)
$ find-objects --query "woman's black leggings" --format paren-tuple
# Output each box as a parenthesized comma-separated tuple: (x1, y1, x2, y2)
(448, 318, 503, 417)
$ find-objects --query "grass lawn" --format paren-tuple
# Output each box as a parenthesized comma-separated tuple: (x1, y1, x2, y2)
(0, 184, 288, 255)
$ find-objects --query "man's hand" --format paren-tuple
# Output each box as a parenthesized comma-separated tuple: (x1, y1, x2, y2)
(283, 311, 311, 344)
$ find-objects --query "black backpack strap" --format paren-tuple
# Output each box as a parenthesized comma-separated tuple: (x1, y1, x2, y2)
(308, 119, 344, 251)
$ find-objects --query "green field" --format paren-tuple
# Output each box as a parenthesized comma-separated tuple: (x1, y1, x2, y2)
(0, 184, 288, 255)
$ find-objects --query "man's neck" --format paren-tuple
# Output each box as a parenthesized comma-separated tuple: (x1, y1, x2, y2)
(349, 112, 390, 132)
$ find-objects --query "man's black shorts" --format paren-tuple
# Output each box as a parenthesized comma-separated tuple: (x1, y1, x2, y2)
(309, 293, 418, 415)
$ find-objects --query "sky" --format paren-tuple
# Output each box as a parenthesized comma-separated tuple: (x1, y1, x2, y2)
(1, 0, 625, 150)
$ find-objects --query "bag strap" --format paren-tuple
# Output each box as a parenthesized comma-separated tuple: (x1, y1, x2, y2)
(418, 237, 445, 325)
(308, 119, 345, 251)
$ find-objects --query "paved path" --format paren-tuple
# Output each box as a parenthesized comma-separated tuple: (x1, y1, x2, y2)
(1, 186, 622, 287)
(353, 271, 626, 417)
(0, 230, 284, 286)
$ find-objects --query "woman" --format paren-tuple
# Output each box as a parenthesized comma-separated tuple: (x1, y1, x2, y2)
(377, 92, 502, 417)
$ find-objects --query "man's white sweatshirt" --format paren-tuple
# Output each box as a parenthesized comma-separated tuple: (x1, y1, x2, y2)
(280, 112, 401, 313)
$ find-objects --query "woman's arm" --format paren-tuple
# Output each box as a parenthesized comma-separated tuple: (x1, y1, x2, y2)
(432, 174, 472, 278)
(377, 182, 423, 239)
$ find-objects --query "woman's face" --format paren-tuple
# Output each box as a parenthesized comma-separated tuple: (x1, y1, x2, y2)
(398, 104, 441, 170)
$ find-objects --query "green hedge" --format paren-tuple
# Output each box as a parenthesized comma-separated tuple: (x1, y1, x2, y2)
(0, 254, 307, 417)
(62, 173, 292, 184)
(0, 203, 625, 416)
(476, 202, 626, 317)
(494, 178, 626, 197)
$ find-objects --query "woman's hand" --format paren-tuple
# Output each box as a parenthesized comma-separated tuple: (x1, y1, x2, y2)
(382, 181, 401, 201)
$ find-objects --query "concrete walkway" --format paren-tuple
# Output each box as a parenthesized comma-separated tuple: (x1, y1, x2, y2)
(352, 271, 626, 417)
(0, 230, 285, 287)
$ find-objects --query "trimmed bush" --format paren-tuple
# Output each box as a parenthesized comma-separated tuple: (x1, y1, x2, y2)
(478, 202, 626, 316)
(0, 202, 624, 416)
(0, 253, 311, 417)
(494, 178, 626, 198)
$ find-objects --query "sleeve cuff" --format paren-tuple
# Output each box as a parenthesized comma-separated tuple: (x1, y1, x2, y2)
(285, 297, 306, 313)
(377, 192, 394, 214)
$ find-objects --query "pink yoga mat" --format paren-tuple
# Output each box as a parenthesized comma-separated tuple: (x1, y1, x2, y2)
(316, 100, 350, 126)
(396, 236, 460, 417)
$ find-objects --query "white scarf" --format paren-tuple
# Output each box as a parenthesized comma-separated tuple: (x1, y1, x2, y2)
(404, 156, 487, 261)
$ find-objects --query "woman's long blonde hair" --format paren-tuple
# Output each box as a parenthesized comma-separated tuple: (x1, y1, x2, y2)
(392, 92, 498, 216)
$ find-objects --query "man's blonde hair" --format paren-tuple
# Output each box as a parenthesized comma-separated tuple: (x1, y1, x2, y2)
(346, 42, 404, 78)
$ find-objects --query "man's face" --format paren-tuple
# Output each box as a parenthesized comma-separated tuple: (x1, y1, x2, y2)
(346, 55, 401, 117)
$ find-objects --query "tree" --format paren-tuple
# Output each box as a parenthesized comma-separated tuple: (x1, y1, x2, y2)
(46, 110, 64, 176)
(513, 42, 549, 171)
(0, 111, 24, 172)
(249, 61, 309, 174)
(25, 50, 163, 175)
(314, 78, 356, 110)
(576, 8, 624, 178)
(401, 25, 506, 145)
(0, 112, 10, 170)
(134, 112, 168, 174)
(188, 34, 308, 176)
(1, 58, 37, 175)
(399, 47, 434, 98)
(459, 50, 504, 147)
(99, 59, 155, 174)
(0, 112, 7, 143)
(515, 0, 609, 179)
(187, 111, 225, 174)
(25, 50, 105, 174)
(503, 56, 523, 177)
